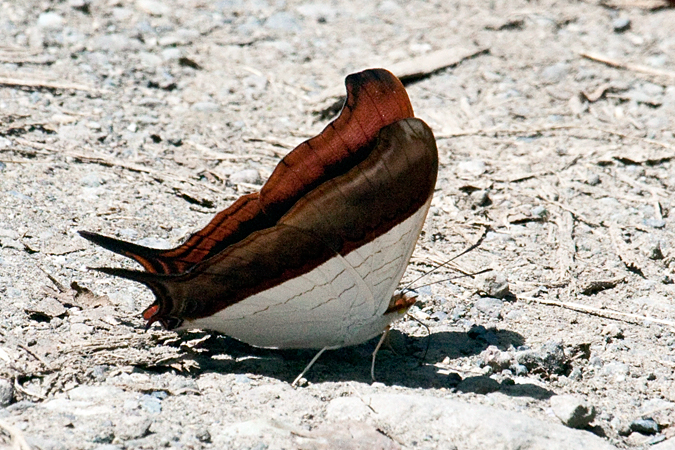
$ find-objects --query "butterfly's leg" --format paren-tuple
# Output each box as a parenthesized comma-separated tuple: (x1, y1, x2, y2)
(371, 326, 390, 381)
(292, 347, 329, 387)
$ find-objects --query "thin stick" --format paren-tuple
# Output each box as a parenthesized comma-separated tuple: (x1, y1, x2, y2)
(557, 211, 576, 282)
(580, 51, 675, 80)
(0, 75, 96, 92)
(523, 296, 675, 328)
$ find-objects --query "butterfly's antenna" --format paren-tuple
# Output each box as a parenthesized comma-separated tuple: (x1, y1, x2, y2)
(412, 268, 493, 292)
(401, 226, 489, 293)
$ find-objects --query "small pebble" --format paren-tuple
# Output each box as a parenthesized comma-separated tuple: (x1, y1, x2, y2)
(0, 378, 13, 406)
(80, 172, 104, 187)
(477, 272, 510, 299)
(613, 17, 631, 33)
(531, 205, 548, 219)
(550, 395, 596, 429)
(629, 418, 659, 435)
(37, 12, 64, 29)
(115, 416, 152, 440)
(644, 218, 665, 229)
(191, 101, 220, 112)
(646, 241, 664, 260)
(470, 190, 490, 208)
(265, 12, 301, 32)
(195, 428, 211, 443)
(475, 297, 503, 319)
(601, 323, 624, 340)
(230, 169, 261, 185)
(69, 0, 90, 11)
(456, 376, 501, 394)
(586, 173, 601, 186)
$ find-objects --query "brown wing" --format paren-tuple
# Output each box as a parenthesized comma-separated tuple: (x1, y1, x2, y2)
(80, 69, 414, 275)
(259, 68, 414, 218)
(96, 119, 438, 324)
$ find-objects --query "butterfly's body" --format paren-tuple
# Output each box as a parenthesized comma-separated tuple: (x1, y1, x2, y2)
(80, 69, 438, 362)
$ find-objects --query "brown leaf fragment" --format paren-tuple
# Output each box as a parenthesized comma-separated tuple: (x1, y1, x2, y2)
(25, 298, 67, 320)
(579, 276, 626, 295)
(485, 18, 525, 31)
(70, 282, 111, 308)
(608, 225, 645, 277)
(582, 83, 612, 103)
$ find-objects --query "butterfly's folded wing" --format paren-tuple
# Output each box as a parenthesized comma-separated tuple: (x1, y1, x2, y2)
(104, 118, 437, 349)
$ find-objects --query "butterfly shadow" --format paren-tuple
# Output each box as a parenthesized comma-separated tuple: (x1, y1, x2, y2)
(166, 326, 554, 400)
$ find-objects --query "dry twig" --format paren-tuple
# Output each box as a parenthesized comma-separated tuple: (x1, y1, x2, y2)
(556, 212, 576, 282)
(0, 75, 96, 92)
(580, 51, 675, 80)
(523, 296, 675, 328)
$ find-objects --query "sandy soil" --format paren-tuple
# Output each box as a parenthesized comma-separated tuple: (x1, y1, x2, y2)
(1, 0, 675, 449)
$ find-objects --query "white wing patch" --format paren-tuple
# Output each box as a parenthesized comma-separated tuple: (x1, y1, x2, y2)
(184, 198, 431, 349)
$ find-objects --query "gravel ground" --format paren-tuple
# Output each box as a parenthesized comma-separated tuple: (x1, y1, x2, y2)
(1, 0, 675, 449)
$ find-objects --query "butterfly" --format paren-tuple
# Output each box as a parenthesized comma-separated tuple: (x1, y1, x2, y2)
(80, 68, 438, 382)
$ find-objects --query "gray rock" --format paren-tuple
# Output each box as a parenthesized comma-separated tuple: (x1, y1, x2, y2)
(69, 0, 90, 10)
(325, 394, 616, 449)
(457, 159, 486, 177)
(613, 17, 631, 33)
(480, 346, 514, 371)
(161, 47, 183, 61)
(541, 63, 568, 84)
(68, 385, 124, 401)
(118, 228, 138, 240)
(191, 101, 220, 112)
(630, 418, 659, 435)
(265, 12, 301, 32)
(475, 297, 503, 319)
(29, 298, 67, 318)
(456, 376, 501, 394)
(136, 237, 172, 249)
(95, 34, 138, 52)
(139, 394, 162, 414)
(601, 361, 629, 377)
(516, 340, 570, 375)
(115, 416, 152, 440)
(470, 190, 490, 207)
(37, 12, 64, 29)
(80, 172, 104, 187)
(601, 324, 624, 340)
(230, 169, 261, 185)
(295, 420, 401, 449)
(550, 395, 596, 429)
(195, 427, 211, 443)
(296, 3, 339, 22)
(0, 137, 11, 149)
(644, 218, 666, 229)
(136, 0, 171, 16)
(477, 272, 510, 299)
(25, 436, 66, 450)
(587, 173, 601, 185)
(0, 378, 13, 406)
(531, 205, 548, 219)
